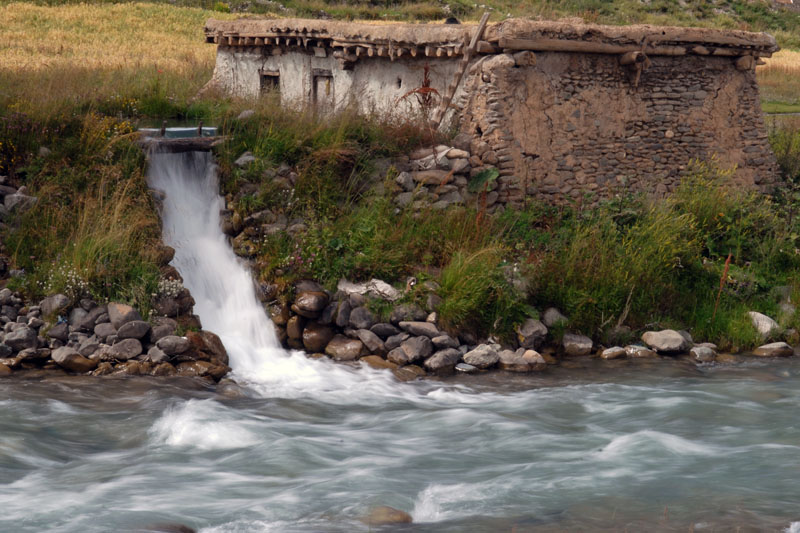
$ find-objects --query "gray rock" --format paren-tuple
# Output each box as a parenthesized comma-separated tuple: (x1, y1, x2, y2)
(335, 300, 352, 328)
(348, 292, 367, 308)
(0, 343, 11, 358)
(39, 294, 70, 317)
(463, 344, 499, 369)
(47, 322, 70, 342)
(52, 346, 96, 373)
(78, 337, 100, 358)
(395, 171, 415, 192)
(498, 349, 547, 372)
(641, 330, 690, 354)
(349, 307, 375, 330)
(625, 345, 658, 358)
(145, 346, 170, 364)
(0, 288, 11, 306)
(542, 308, 568, 327)
(68, 308, 88, 328)
(156, 335, 191, 356)
(318, 303, 337, 325)
(455, 362, 478, 373)
(562, 333, 593, 356)
(601, 346, 626, 360)
(107, 302, 143, 330)
(150, 324, 174, 342)
(690, 346, 716, 363)
(293, 291, 329, 316)
(390, 304, 427, 325)
(77, 305, 107, 331)
(4, 326, 37, 352)
(517, 318, 548, 349)
(386, 347, 409, 366)
(356, 329, 385, 355)
(93, 322, 117, 342)
(385, 332, 410, 351)
(110, 338, 143, 360)
(753, 342, 793, 357)
(398, 321, 439, 338)
(748, 311, 779, 340)
(235, 151, 256, 167)
(397, 336, 433, 364)
(237, 109, 255, 120)
(370, 322, 400, 339)
(324, 334, 364, 361)
(117, 320, 151, 340)
(432, 334, 459, 350)
(424, 348, 461, 372)
(4, 192, 37, 213)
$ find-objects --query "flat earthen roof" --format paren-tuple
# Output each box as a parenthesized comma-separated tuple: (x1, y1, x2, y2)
(205, 17, 778, 57)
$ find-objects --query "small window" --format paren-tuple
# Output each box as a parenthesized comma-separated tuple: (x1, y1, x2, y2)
(259, 69, 279, 95)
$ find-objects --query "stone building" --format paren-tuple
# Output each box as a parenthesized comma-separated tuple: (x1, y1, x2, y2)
(204, 17, 780, 204)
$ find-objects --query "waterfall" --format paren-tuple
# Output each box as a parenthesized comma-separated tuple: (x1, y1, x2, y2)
(146, 151, 401, 400)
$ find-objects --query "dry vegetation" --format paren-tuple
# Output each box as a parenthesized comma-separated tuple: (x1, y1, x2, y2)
(758, 49, 800, 112)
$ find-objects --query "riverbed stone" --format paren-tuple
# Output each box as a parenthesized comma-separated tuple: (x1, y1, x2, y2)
(464, 344, 499, 369)
(0, 363, 10, 375)
(562, 333, 593, 356)
(47, 322, 70, 342)
(601, 346, 627, 360)
(748, 311, 779, 340)
(51, 346, 97, 373)
(77, 305, 107, 331)
(753, 342, 793, 357)
(156, 335, 191, 356)
(517, 318, 548, 349)
(110, 338, 143, 360)
(78, 337, 100, 358)
(690, 345, 716, 363)
(364, 506, 413, 526)
(360, 355, 398, 371)
(93, 322, 116, 342)
(355, 329, 385, 355)
(398, 336, 433, 364)
(186, 331, 228, 366)
(117, 320, 151, 340)
(107, 302, 143, 330)
(385, 332, 410, 351)
(91, 361, 114, 376)
(498, 349, 547, 372)
(286, 315, 305, 340)
(393, 364, 426, 381)
(455, 362, 478, 373)
(424, 348, 461, 372)
(641, 329, 691, 354)
(335, 300, 352, 328)
(302, 323, 335, 353)
(432, 334, 459, 349)
(293, 291, 329, 317)
(39, 294, 70, 317)
(145, 346, 170, 364)
(370, 322, 400, 339)
(4, 326, 37, 352)
(625, 345, 658, 358)
(68, 308, 88, 328)
(543, 307, 568, 327)
(349, 307, 375, 330)
(390, 303, 427, 324)
(324, 334, 364, 361)
(398, 321, 439, 338)
(150, 361, 177, 376)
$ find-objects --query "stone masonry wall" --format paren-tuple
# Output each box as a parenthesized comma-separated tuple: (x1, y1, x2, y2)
(460, 51, 779, 204)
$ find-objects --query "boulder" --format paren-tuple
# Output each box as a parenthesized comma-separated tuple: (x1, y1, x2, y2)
(107, 302, 143, 329)
(39, 294, 70, 317)
(463, 344, 499, 369)
(186, 330, 229, 366)
(432, 334, 459, 350)
(117, 320, 152, 340)
(690, 346, 716, 363)
(145, 346, 170, 364)
(364, 506, 412, 526)
(93, 322, 117, 342)
(748, 311, 779, 340)
(601, 346, 627, 360)
(355, 329, 385, 355)
(517, 318, 548, 349)
(47, 322, 70, 342)
(753, 342, 793, 358)
(335, 300, 352, 328)
(68, 308, 88, 328)
(152, 289, 194, 318)
(641, 330, 690, 354)
(562, 333, 593, 356)
(498, 349, 547, 372)
(324, 335, 364, 361)
(110, 338, 143, 360)
(360, 355, 398, 371)
(150, 323, 175, 342)
(398, 321, 439, 339)
(156, 335, 191, 356)
(625, 345, 658, 358)
(424, 348, 461, 372)
(4, 326, 37, 352)
(542, 307, 568, 327)
(349, 307, 375, 330)
(293, 291, 329, 317)
(51, 346, 97, 373)
(151, 362, 177, 376)
(385, 332, 410, 351)
(302, 323, 335, 353)
(390, 304, 427, 325)
(370, 322, 400, 339)
(4, 192, 37, 213)
(78, 338, 100, 358)
(286, 315, 305, 339)
(397, 336, 433, 364)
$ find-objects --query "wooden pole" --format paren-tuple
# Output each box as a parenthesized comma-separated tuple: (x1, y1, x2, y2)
(430, 12, 491, 130)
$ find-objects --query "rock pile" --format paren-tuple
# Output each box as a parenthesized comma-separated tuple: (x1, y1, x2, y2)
(0, 290, 229, 380)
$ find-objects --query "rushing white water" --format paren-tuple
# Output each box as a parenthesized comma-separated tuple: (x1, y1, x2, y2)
(5, 151, 800, 532)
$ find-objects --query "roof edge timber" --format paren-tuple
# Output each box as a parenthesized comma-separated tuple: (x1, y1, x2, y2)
(204, 17, 778, 58)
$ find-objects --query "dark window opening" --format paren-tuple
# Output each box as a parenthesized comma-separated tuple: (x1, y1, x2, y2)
(259, 70, 280, 95)
(397, 77, 402, 89)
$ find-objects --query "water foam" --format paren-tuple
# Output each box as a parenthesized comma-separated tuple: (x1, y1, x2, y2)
(149, 399, 259, 450)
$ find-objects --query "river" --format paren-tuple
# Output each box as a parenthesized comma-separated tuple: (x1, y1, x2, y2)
(2, 152, 799, 532)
